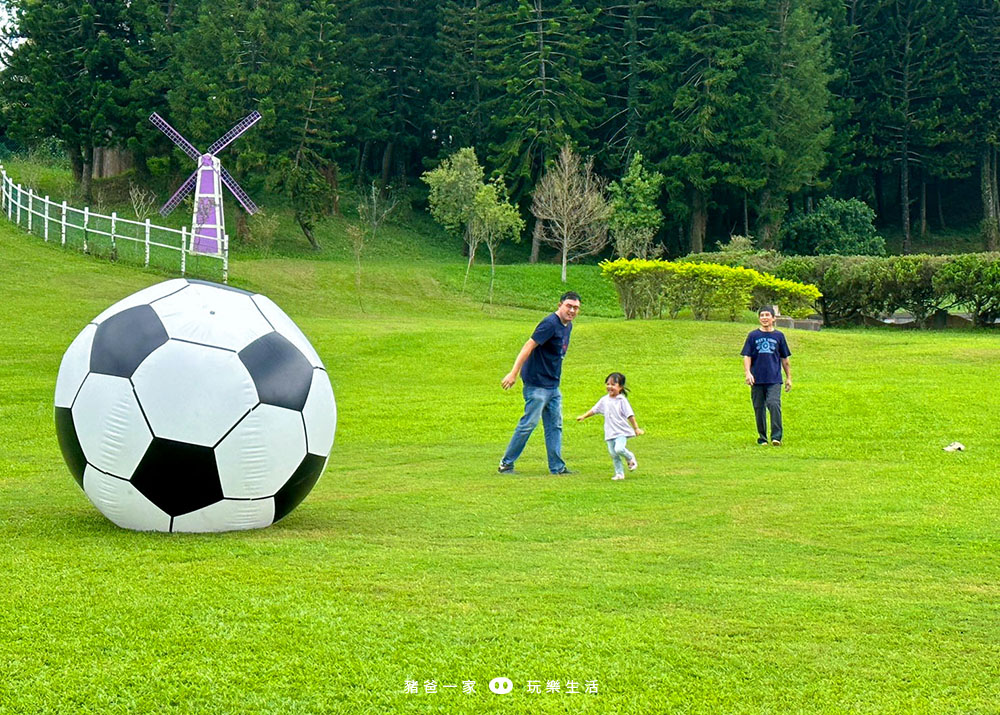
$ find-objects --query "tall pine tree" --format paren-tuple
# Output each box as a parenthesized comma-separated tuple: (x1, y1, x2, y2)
(489, 0, 603, 261)
(960, 0, 1000, 249)
(1, 0, 162, 200)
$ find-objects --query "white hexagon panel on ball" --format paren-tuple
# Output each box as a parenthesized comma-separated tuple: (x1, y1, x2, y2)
(54, 279, 337, 533)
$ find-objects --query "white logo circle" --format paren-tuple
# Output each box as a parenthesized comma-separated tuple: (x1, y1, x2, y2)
(489, 677, 513, 695)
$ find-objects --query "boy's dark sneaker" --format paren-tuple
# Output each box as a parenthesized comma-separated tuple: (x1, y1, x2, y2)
(757, 439, 768, 446)
(771, 439, 782, 446)
(552, 467, 575, 475)
(497, 462, 515, 474)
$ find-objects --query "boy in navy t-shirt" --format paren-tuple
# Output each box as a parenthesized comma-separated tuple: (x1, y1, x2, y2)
(740, 306, 792, 446)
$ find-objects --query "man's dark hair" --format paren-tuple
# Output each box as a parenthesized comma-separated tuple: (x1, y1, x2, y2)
(560, 291, 581, 304)
(758, 305, 776, 316)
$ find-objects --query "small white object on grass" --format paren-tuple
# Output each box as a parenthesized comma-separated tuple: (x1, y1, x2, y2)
(943, 442, 965, 452)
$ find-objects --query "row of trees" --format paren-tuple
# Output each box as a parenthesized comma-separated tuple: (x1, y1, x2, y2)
(425, 146, 668, 284)
(2, 0, 1000, 256)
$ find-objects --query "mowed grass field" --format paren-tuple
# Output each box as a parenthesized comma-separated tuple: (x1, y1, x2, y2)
(2, 226, 1000, 714)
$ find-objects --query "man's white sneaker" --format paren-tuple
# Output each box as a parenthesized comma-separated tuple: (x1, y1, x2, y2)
(612, 473, 625, 481)
(627, 458, 638, 471)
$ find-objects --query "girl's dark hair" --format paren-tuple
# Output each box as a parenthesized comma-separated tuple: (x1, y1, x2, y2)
(605, 372, 629, 395)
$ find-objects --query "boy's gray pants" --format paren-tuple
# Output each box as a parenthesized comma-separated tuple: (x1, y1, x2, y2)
(751, 383, 782, 442)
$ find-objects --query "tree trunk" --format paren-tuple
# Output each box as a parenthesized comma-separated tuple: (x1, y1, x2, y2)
(296, 214, 320, 250)
(919, 172, 926, 238)
(992, 147, 1000, 241)
(936, 183, 946, 230)
(900, 150, 911, 254)
(235, 205, 249, 244)
(756, 189, 785, 249)
(462, 226, 476, 292)
(688, 187, 706, 254)
(69, 147, 83, 184)
(873, 168, 885, 225)
(487, 244, 496, 305)
(530, 213, 542, 264)
(982, 147, 999, 251)
(624, 0, 640, 155)
(319, 163, 340, 216)
(133, 151, 151, 181)
(742, 193, 749, 236)
(81, 144, 94, 204)
(357, 141, 368, 181)
(379, 141, 394, 196)
(561, 236, 568, 283)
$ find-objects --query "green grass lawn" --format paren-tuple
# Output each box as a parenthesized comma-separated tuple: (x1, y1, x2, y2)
(2, 223, 1000, 713)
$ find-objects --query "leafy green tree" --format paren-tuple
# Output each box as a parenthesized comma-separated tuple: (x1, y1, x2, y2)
(422, 147, 486, 286)
(427, 0, 506, 154)
(862, 0, 963, 253)
(0, 0, 162, 201)
(782, 196, 885, 255)
(608, 151, 664, 257)
(470, 176, 524, 303)
(342, 0, 437, 189)
(751, 0, 833, 247)
(959, 0, 1000, 249)
(170, 0, 347, 249)
(646, 0, 766, 253)
(933, 253, 1000, 326)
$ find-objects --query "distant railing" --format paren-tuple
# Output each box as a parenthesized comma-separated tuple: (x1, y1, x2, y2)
(0, 164, 228, 283)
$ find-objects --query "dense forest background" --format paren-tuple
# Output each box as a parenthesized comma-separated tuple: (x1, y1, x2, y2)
(1, 0, 999, 258)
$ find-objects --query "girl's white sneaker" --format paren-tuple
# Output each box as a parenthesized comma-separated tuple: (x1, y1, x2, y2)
(612, 474, 625, 481)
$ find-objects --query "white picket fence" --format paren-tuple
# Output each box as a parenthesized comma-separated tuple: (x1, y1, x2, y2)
(0, 164, 228, 283)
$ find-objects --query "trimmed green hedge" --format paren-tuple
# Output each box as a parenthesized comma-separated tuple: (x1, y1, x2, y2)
(684, 250, 1000, 328)
(601, 258, 821, 321)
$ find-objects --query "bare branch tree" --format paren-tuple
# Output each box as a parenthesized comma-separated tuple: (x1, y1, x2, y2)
(128, 181, 157, 221)
(350, 180, 399, 310)
(531, 145, 612, 282)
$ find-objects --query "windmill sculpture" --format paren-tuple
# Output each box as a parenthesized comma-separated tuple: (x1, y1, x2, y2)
(149, 111, 261, 255)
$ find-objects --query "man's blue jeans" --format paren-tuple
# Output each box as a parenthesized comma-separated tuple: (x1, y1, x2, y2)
(501, 385, 566, 473)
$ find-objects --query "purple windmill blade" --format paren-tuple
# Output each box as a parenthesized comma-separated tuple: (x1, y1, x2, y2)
(149, 113, 202, 162)
(207, 111, 262, 156)
(159, 172, 197, 216)
(220, 166, 259, 215)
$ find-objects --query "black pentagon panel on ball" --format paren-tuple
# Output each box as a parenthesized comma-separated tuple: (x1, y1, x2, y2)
(131, 438, 223, 516)
(55, 407, 86, 488)
(90, 305, 169, 378)
(273, 454, 326, 523)
(185, 279, 255, 297)
(238, 332, 313, 411)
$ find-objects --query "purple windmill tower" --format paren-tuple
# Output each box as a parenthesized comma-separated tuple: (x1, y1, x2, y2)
(149, 111, 261, 254)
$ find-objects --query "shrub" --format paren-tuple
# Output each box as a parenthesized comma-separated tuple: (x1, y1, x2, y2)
(782, 197, 886, 256)
(683, 236, 784, 275)
(601, 259, 820, 321)
(242, 209, 280, 256)
(775, 255, 890, 325)
(599, 258, 669, 319)
(933, 253, 1000, 327)
(883, 255, 950, 328)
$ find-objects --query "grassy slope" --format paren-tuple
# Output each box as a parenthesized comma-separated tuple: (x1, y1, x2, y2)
(2, 223, 1000, 713)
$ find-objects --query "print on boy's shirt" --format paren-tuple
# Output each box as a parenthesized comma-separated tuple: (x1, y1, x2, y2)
(755, 336, 779, 354)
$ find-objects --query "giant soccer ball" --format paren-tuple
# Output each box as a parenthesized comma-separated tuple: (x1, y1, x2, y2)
(54, 279, 336, 533)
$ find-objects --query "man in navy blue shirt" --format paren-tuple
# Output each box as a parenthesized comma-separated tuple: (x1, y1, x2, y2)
(741, 306, 792, 446)
(498, 292, 581, 474)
